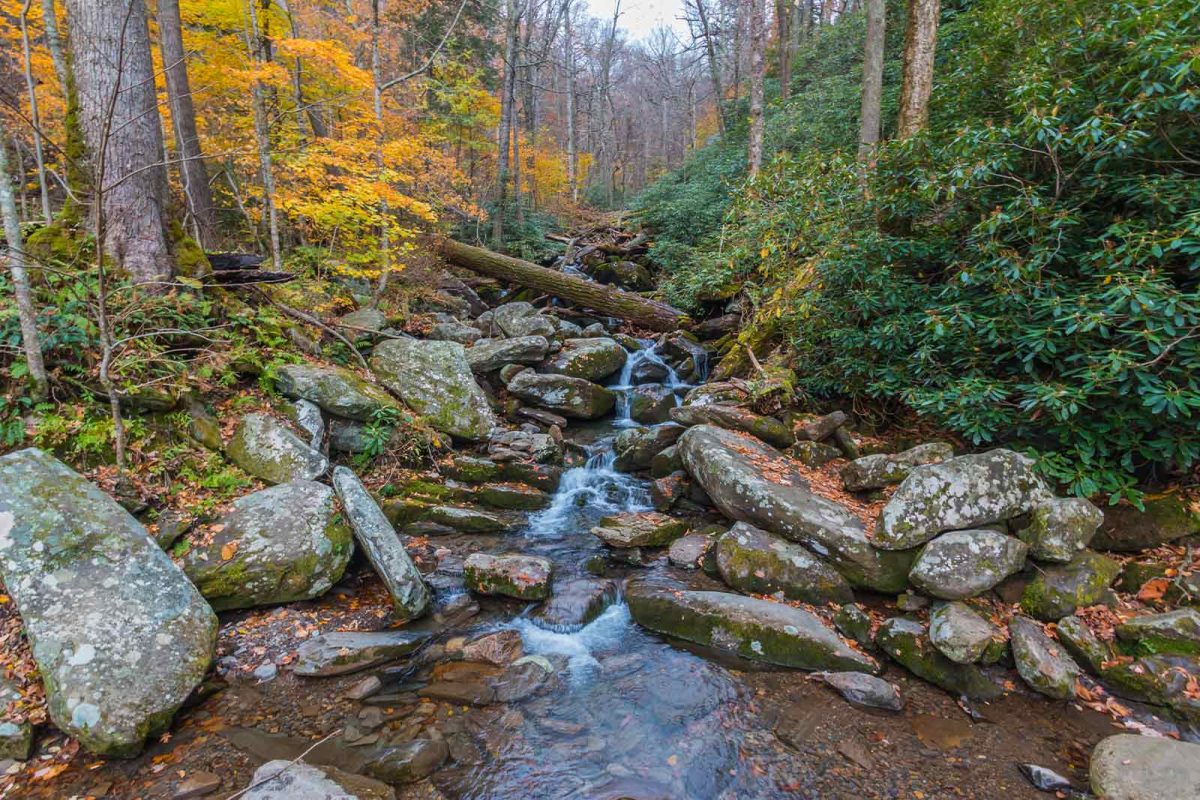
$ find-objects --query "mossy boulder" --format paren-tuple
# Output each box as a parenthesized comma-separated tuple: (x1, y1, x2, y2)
(840, 443, 954, 492)
(678, 425, 916, 593)
(874, 617, 1000, 699)
(1009, 616, 1080, 699)
(506, 371, 616, 420)
(791, 441, 842, 468)
(875, 449, 1052, 550)
(1015, 498, 1104, 563)
(626, 583, 879, 672)
(1116, 609, 1200, 656)
(274, 363, 399, 422)
(670, 404, 794, 449)
(0, 449, 217, 757)
(834, 603, 876, 652)
(907, 529, 1029, 600)
(1098, 654, 1200, 723)
(1092, 492, 1200, 552)
(541, 337, 628, 381)
(180, 481, 353, 611)
(1056, 615, 1115, 674)
(441, 455, 501, 484)
(613, 424, 685, 471)
(370, 338, 496, 441)
(928, 601, 1001, 664)
(226, 413, 329, 485)
(424, 505, 513, 533)
(473, 483, 552, 511)
(591, 512, 689, 548)
(650, 444, 684, 477)
(1020, 550, 1121, 620)
(465, 336, 550, 372)
(463, 553, 553, 600)
(628, 384, 677, 425)
(714, 522, 854, 604)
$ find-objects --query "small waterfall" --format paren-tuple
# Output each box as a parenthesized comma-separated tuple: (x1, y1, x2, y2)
(526, 437, 652, 535)
(610, 341, 690, 427)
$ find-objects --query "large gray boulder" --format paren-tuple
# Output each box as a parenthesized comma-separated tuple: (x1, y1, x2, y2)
(1015, 497, 1104, 563)
(429, 320, 483, 345)
(227, 413, 329, 484)
(670, 404, 794, 449)
(332, 467, 429, 621)
(274, 363, 399, 421)
(626, 583, 878, 673)
(875, 449, 1051, 550)
(486, 301, 537, 336)
(907, 529, 1028, 600)
(840, 443, 954, 492)
(613, 424, 684, 471)
(0, 449, 217, 757)
(1090, 735, 1200, 800)
(714, 523, 854, 605)
(465, 336, 550, 372)
(678, 425, 915, 592)
(370, 338, 496, 441)
(506, 371, 616, 420)
(541, 337, 627, 381)
(181, 481, 353, 611)
(1009, 616, 1080, 700)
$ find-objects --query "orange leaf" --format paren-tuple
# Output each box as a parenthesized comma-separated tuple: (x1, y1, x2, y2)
(220, 541, 239, 561)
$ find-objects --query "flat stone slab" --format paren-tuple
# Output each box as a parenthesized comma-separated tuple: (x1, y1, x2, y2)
(464, 553, 553, 600)
(242, 759, 396, 799)
(591, 512, 689, 548)
(293, 630, 431, 676)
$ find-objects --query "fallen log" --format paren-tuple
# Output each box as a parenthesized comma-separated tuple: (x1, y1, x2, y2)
(435, 237, 691, 332)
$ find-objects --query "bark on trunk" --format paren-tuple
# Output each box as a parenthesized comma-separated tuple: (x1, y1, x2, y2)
(564, 0, 577, 202)
(436, 238, 690, 332)
(694, 0, 726, 135)
(41, 0, 70, 95)
(66, 0, 174, 285)
(897, 0, 940, 138)
(747, 0, 766, 178)
(158, 0, 218, 248)
(775, 0, 793, 100)
(857, 0, 886, 155)
(247, 0, 282, 270)
(20, 1, 52, 221)
(493, 0, 519, 245)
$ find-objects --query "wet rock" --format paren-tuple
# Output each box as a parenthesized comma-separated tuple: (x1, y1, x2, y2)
(795, 411, 847, 442)
(462, 629, 524, 666)
(424, 506, 512, 534)
(181, 481, 353, 611)
(473, 483, 552, 511)
(591, 512, 689, 548)
(649, 445, 683, 478)
(692, 313, 741, 339)
(288, 399, 326, 451)
(492, 659, 553, 702)
(227, 413, 329, 484)
(243, 760, 395, 799)
(0, 449, 217, 757)
(1098, 653, 1200, 722)
(681, 382, 748, 407)
(907, 529, 1029, 600)
(678, 425, 915, 592)
(464, 553, 553, 600)
(506, 371, 616, 420)
(650, 472, 687, 512)
(1020, 550, 1121, 620)
(1009, 616, 1080, 700)
(670, 404, 794, 448)
(1055, 616, 1113, 674)
(370, 338, 496, 441)
(429, 320, 483, 345)
(172, 770, 222, 798)
(1089, 734, 1200, 800)
(790, 441, 842, 468)
(631, 358, 670, 384)
(345, 675, 383, 701)
(274, 363, 399, 422)
(333, 467, 429, 621)
(668, 533, 715, 570)
(534, 578, 617, 629)
(293, 630, 430, 676)
(928, 602, 1001, 664)
(1015, 498, 1104, 563)
(817, 672, 903, 711)
(515, 406, 569, 430)
(875, 449, 1051, 550)
(0, 721, 32, 760)
(659, 334, 709, 382)
(875, 617, 1000, 699)
(834, 604, 875, 652)
(626, 583, 879, 672)
(628, 385, 677, 425)
(1017, 763, 1074, 794)
(1116, 609, 1200, 656)
(613, 424, 685, 471)
(1092, 492, 1200, 551)
(714, 523, 854, 604)
(465, 336, 551, 372)
(541, 337, 627, 381)
(840, 443, 954, 492)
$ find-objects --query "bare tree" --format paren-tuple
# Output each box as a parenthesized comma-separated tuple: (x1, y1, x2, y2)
(685, 0, 725, 135)
(747, 0, 766, 177)
(494, 0, 521, 243)
(775, 0, 794, 100)
(245, 0, 282, 270)
(897, 0, 940, 137)
(19, 1, 52, 221)
(858, 0, 886, 155)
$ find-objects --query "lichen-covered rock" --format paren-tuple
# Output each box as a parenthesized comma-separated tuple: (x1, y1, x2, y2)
(678, 425, 915, 593)
(1092, 492, 1200, 552)
(465, 336, 550, 372)
(430, 320, 483, 345)
(274, 363, 398, 421)
(1089, 735, 1200, 800)
(287, 399, 325, 451)
(0, 720, 32, 760)
(626, 583, 879, 672)
(181, 481, 353, 611)
(714, 523, 854, 604)
(541, 337, 627, 381)
(464, 553, 553, 600)
(907, 529, 1029, 600)
(293, 630, 430, 676)
(473, 483, 552, 511)
(244, 759, 397, 800)
(668, 533, 715, 570)
(226, 413, 329, 485)
(591, 512, 689, 548)
(929, 602, 1000, 664)
(875, 450, 1052, 550)
(670, 404, 794, 448)
(834, 604, 875, 652)
(1097, 654, 1200, 723)
(613, 424, 685, 471)
(338, 308, 387, 333)
(370, 338, 496, 441)
(816, 672, 903, 711)
(795, 411, 848, 442)
(628, 384, 677, 425)
(0, 448, 217, 757)
(1055, 615, 1114, 674)
(506, 370, 615, 420)
(840, 443, 954, 492)
(1116, 609, 1200, 656)
(506, 314, 558, 338)
(1020, 550, 1121, 620)
(1016, 498, 1104, 563)
(333, 467, 429, 621)
(424, 505, 513, 533)
(488, 301, 537, 336)
(488, 429, 562, 464)
(682, 382, 749, 407)
(1009, 616, 1080, 700)
(874, 617, 1000, 699)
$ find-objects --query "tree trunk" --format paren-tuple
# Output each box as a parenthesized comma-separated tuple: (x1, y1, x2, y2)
(65, 0, 174, 285)
(694, 0, 726, 135)
(747, 0, 766, 178)
(436, 238, 690, 332)
(858, 0, 886, 155)
(821, 0, 834, 26)
(897, 0, 940, 138)
(775, 0, 793, 100)
(0, 124, 49, 400)
(369, 0, 392, 304)
(41, 0, 70, 95)
(158, 0, 217, 248)
(493, 0, 519, 245)
(246, 0, 282, 270)
(564, 0, 577, 202)
(20, 2, 52, 221)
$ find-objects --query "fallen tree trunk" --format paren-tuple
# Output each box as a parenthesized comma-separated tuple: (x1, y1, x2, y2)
(435, 237, 690, 332)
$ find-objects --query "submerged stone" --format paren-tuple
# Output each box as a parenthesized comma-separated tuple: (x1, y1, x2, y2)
(1009, 616, 1080, 700)
(714, 522, 854, 604)
(370, 338, 496, 441)
(907, 529, 1028, 600)
(226, 412, 329, 485)
(874, 617, 1000, 699)
(364, 739, 449, 784)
